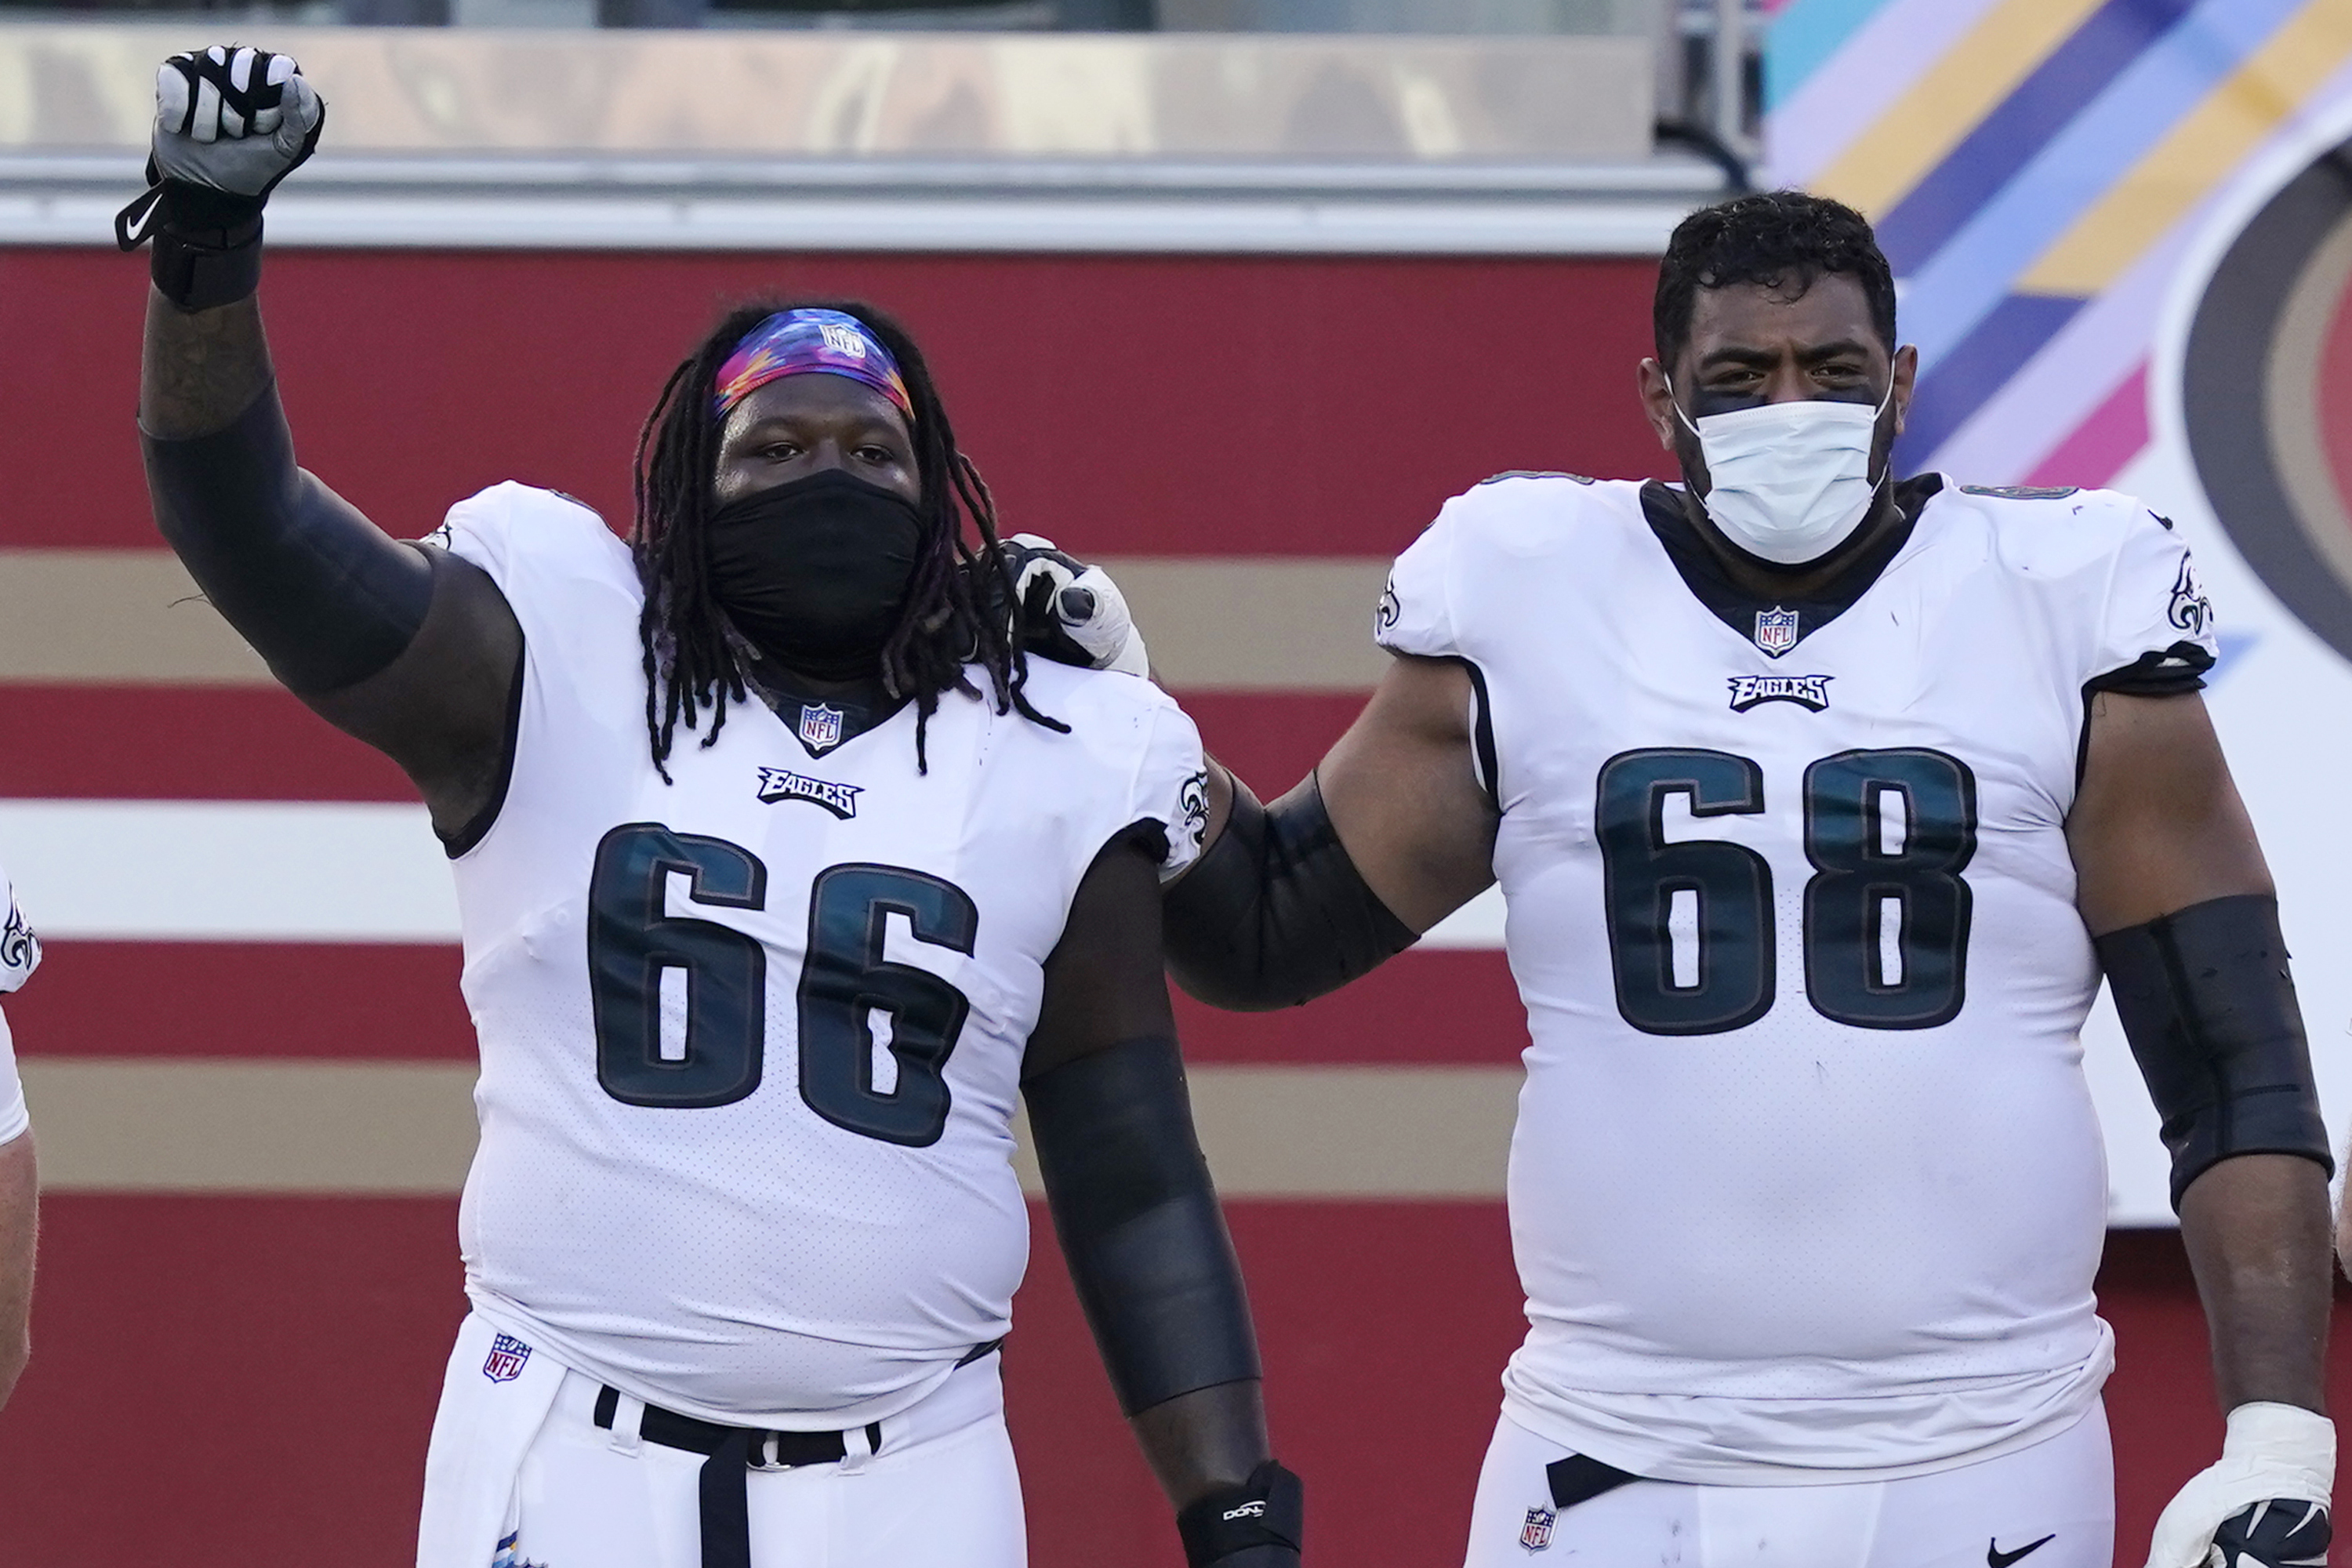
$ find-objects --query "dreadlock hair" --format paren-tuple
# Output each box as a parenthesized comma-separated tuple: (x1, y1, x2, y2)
(630, 296, 1064, 780)
(1653, 191, 1899, 367)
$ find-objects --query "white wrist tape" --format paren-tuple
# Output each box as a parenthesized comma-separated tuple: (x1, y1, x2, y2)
(2146, 1403, 2333, 1568)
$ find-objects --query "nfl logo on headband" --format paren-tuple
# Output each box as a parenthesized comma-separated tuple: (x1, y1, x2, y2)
(713, 308, 914, 424)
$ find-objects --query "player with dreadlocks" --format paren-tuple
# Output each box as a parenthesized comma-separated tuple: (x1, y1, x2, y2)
(123, 45, 1301, 1568)
(630, 296, 1063, 778)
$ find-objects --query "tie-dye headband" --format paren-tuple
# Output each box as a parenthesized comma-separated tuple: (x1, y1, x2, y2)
(711, 309, 915, 424)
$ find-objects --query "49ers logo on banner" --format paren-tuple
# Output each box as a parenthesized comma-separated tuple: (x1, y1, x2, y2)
(2176, 128, 2352, 664)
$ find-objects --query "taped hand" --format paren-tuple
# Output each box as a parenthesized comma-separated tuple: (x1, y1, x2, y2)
(998, 534, 1149, 678)
(2147, 1404, 2332, 1568)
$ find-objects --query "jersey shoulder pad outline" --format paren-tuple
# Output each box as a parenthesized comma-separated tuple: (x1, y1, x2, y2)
(437, 481, 634, 597)
(1477, 469, 1595, 487)
(1957, 483, 2081, 501)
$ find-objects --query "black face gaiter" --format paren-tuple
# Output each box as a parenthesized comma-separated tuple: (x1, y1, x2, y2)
(704, 469, 925, 681)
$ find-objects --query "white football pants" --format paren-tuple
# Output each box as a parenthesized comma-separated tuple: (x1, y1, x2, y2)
(418, 1312, 1026, 1568)
(1464, 1401, 2114, 1568)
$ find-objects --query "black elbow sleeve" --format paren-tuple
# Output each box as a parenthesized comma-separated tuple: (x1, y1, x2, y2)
(143, 383, 432, 695)
(1025, 1036, 1260, 1416)
(2095, 893, 2332, 1210)
(1163, 774, 1417, 1011)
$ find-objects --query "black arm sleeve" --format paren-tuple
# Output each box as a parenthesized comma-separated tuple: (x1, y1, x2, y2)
(1024, 1035, 1261, 1417)
(2095, 893, 2333, 1210)
(1162, 773, 1418, 1011)
(143, 380, 433, 695)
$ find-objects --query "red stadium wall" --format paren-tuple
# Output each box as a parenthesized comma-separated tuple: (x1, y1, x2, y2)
(0, 245, 2324, 1565)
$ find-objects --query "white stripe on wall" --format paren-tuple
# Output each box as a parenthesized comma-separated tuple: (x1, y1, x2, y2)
(0, 800, 459, 943)
(0, 799, 1511, 951)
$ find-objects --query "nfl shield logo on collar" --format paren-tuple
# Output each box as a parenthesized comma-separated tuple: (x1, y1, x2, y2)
(799, 703, 845, 753)
(1753, 605, 1800, 656)
(481, 1334, 532, 1383)
(1519, 1505, 1555, 1552)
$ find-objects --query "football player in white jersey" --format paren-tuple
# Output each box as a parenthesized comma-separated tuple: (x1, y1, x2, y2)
(120, 47, 1302, 1568)
(1022, 192, 2338, 1568)
(0, 864, 40, 1412)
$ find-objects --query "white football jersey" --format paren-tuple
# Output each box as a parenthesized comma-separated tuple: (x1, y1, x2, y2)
(437, 484, 1206, 1430)
(0, 862, 35, 1145)
(1378, 474, 2218, 1483)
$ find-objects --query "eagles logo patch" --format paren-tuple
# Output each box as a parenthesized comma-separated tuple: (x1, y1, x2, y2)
(2166, 556, 2213, 638)
(757, 766, 861, 819)
(0, 898, 38, 987)
(1179, 771, 1210, 853)
(1728, 673, 1832, 713)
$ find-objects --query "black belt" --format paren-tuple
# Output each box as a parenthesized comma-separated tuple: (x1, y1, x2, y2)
(589, 1339, 1001, 1568)
(593, 1386, 873, 1568)
(1548, 1453, 1639, 1508)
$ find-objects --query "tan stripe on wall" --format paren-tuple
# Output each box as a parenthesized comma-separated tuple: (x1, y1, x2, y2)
(23, 1059, 1516, 1199)
(0, 551, 269, 685)
(0, 550, 1394, 693)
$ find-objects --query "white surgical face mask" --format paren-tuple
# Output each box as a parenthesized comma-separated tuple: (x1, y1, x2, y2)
(1672, 379, 1893, 566)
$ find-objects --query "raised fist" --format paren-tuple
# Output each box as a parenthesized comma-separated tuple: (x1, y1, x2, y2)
(150, 45, 325, 199)
(2146, 1404, 2333, 1568)
(996, 534, 1149, 678)
(116, 46, 326, 307)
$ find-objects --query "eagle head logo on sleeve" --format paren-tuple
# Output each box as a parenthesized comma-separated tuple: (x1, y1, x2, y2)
(2166, 557, 2213, 637)
(1179, 771, 1210, 852)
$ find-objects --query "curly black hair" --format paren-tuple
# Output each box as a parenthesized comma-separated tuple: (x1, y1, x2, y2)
(630, 296, 1062, 779)
(1653, 191, 1898, 365)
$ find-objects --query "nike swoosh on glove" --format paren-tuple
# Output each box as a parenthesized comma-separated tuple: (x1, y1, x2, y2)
(996, 534, 1150, 677)
(2147, 1403, 2334, 1568)
(117, 45, 325, 254)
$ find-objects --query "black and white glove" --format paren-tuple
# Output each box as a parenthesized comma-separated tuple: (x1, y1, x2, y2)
(1178, 1461, 1303, 1568)
(114, 45, 325, 310)
(996, 533, 1150, 677)
(2147, 1404, 2332, 1568)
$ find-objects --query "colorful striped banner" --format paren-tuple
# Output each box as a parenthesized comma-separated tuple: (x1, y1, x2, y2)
(1770, 0, 2352, 487)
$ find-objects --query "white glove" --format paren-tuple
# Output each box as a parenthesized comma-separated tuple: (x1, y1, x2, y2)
(2147, 1403, 2333, 1568)
(1000, 534, 1150, 678)
(150, 45, 324, 198)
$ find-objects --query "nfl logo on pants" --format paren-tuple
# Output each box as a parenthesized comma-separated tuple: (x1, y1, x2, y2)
(1519, 1505, 1555, 1552)
(481, 1334, 532, 1384)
